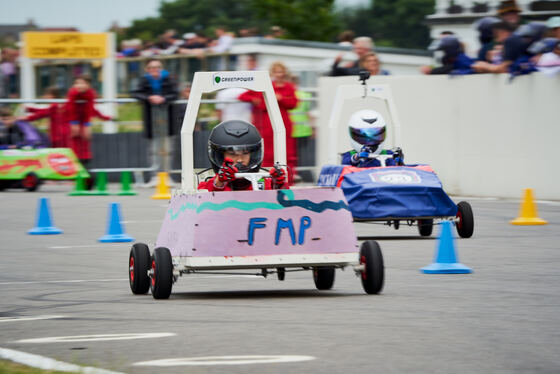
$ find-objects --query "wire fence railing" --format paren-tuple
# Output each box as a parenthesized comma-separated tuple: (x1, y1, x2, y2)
(0, 95, 318, 183)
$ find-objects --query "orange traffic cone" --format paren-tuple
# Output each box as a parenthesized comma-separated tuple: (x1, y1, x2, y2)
(151, 172, 171, 200)
(510, 188, 548, 225)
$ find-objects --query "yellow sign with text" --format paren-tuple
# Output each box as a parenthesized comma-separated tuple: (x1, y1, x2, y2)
(23, 32, 108, 59)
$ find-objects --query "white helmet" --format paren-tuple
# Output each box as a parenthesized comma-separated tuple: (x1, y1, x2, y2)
(348, 109, 387, 154)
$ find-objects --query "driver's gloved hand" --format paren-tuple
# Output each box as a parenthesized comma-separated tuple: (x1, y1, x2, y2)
(350, 153, 361, 165)
(270, 164, 286, 186)
(217, 157, 238, 183)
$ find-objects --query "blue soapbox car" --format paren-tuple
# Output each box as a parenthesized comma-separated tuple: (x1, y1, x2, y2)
(319, 79, 473, 238)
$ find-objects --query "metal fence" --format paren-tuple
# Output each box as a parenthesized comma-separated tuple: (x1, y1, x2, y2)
(0, 96, 317, 182)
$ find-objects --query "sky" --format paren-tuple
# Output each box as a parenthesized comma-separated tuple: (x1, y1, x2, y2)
(0, 0, 163, 32)
(0, 0, 367, 33)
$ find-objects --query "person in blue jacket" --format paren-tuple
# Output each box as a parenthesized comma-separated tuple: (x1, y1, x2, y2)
(422, 35, 475, 75)
(341, 109, 404, 168)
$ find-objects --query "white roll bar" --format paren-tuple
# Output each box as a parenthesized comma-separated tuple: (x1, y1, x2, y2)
(180, 71, 287, 192)
(326, 84, 403, 165)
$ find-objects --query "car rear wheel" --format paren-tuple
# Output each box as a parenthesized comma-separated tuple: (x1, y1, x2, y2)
(129, 243, 151, 295)
(313, 267, 335, 290)
(417, 219, 434, 237)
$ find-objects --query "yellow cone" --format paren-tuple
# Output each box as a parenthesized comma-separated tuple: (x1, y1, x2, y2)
(510, 188, 548, 225)
(151, 172, 171, 200)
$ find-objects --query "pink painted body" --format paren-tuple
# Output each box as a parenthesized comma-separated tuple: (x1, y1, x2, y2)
(155, 188, 359, 258)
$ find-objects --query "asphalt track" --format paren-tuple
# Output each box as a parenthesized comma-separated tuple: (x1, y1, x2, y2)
(1, 184, 559, 374)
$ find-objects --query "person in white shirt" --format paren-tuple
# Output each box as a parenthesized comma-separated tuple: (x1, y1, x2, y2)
(537, 40, 560, 76)
(215, 88, 252, 123)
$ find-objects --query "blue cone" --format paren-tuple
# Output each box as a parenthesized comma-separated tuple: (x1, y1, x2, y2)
(98, 202, 133, 243)
(421, 221, 472, 274)
(28, 197, 62, 235)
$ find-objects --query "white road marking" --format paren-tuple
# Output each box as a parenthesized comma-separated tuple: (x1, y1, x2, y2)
(0, 279, 127, 285)
(16, 332, 176, 344)
(0, 347, 125, 374)
(133, 355, 316, 366)
(0, 315, 65, 323)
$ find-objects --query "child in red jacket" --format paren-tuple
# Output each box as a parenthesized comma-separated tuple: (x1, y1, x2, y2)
(65, 75, 111, 165)
(23, 86, 69, 148)
(198, 120, 286, 191)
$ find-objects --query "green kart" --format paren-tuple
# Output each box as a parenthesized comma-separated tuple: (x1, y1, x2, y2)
(0, 148, 89, 191)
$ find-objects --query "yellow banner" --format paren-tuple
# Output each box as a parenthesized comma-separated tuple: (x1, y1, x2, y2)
(23, 32, 108, 59)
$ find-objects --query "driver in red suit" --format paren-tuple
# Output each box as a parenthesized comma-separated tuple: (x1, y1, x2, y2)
(198, 120, 286, 191)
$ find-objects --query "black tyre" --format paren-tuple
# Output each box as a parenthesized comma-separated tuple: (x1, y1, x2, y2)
(129, 243, 151, 294)
(417, 219, 434, 237)
(313, 267, 335, 290)
(150, 247, 173, 299)
(456, 201, 474, 238)
(277, 267, 285, 281)
(22, 172, 41, 192)
(359, 240, 384, 294)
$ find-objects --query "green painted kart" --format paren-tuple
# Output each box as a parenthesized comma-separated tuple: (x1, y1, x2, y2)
(0, 148, 89, 191)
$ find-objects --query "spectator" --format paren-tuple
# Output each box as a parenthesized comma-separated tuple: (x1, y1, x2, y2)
(156, 30, 181, 55)
(140, 40, 158, 57)
(131, 58, 178, 182)
(289, 76, 314, 182)
(331, 36, 375, 76)
(209, 27, 234, 53)
(547, 16, 560, 39)
(497, 0, 523, 30)
(0, 107, 24, 148)
(360, 52, 390, 76)
(239, 27, 259, 38)
(118, 39, 142, 58)
(248, 54, 259, 70)
(215, 87, 252, 123)
(537, 39, 560, 76)
(528, 37, 560, 57)
(264, 26, 286, 39)
(475, 17, 501, 62)
(22, 86, 70, 148)
(238, 62, 298, 183)
(421, 35, 474, 75)
(0, 107, 48, 149)
(178, 33, 207, 57)
(472, 21, 528, 74)
(337, 30, 356, 46)
(172, 82, 191, 135)
(131, 59, 179, 139)
(65, 75, 111, 167)
(0, 48, 18, 98)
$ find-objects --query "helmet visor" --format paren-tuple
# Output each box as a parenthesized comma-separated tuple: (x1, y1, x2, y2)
(349, 126, 386, 147)
(209, 140, 264, 172)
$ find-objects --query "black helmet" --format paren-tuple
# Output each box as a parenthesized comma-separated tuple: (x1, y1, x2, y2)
(515, 22, 547, 42)
(208, 120, 264, 173)
(528, 37, 560, 55)
(476, 16, 501, 44)
(429, 35, 462, 62)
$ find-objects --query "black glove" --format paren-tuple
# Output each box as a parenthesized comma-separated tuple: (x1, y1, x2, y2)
(217, 157, 238, 183)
